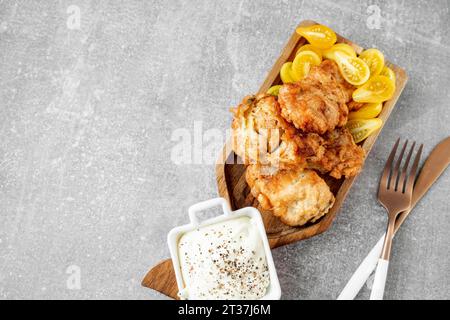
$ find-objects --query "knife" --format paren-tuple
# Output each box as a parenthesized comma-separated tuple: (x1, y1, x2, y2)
(338, 136, 450, 300)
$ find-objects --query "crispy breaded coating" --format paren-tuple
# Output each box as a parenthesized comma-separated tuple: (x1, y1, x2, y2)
(246, 165, 335, 227)
(319, 60, 355, 103)
(278, 60, 350, 134)
(290, 131, 326, 164)
(308, 127, 365, 179)
(231, 94, 325, 167)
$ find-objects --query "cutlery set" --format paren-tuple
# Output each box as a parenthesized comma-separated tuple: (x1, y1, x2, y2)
(339, 136, 450, 300)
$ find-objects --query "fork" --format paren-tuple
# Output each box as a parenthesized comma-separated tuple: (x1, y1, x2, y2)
(370, 139, 423, 300)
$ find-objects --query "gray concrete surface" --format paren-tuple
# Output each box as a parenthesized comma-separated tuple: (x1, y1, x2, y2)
(0, 0, 449, 300)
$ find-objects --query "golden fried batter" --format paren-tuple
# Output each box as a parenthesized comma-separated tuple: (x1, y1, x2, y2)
(290, 131, 326, 164)
(231, 94, 325, 167)
(278, 60, 350, 134)
(246, 165, 335, 227)
(308, 127, 365, 179)
(319, 60, 355, 103)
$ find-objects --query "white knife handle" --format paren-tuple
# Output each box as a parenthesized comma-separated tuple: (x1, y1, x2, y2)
(370, 259, 389, 300)
(337, 234, 385, 300)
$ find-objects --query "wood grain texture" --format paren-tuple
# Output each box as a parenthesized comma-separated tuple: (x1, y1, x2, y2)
(142, 20, 408, 299)
(141, 259, 179, 299)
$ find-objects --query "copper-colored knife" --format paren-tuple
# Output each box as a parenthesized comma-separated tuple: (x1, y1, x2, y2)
(393, 137, 450, 232)
(338, 136, 450, 300)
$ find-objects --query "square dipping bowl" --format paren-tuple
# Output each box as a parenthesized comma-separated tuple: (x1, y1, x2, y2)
(167, 197, 281, 300)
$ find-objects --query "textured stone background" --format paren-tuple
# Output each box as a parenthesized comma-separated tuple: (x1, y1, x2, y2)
(0, 0, 449, 300)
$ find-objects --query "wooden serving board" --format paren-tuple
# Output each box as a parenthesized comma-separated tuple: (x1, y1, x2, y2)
(142, 20, 408, 299)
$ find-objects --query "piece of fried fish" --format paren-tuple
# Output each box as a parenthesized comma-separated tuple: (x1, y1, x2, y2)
(246, 164, 335, 227)
(307, 127, 366, 179)
(278, 60, 352, 134)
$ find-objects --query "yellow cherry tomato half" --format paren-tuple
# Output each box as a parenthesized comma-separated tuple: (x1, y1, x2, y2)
(346, 118, 383, 143)
(296, 44, 323, 59)
(359, 48, 385, 76)
(348, 103, 383, 120)
(296, 24, 337, 50)
(380, 65, 396, 84)
(280, 62, 295, 84)
(334, 51, 370, 86)
(291, 51, 322, 81)
(323, 43, 357, 60)
(267, 85, 282, 96)
(352, 75, 395, 103)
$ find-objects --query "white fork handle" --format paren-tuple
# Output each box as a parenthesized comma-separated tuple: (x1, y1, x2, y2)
(370, 259, 390, 300)
(337, 234, 385, 300)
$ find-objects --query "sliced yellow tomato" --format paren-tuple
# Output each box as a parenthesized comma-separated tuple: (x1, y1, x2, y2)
(333, 51, 370, 86)
(380, 65, 396, 84)
(280, 62, 295, 84)
(291, 51, 322, 81)
(296, 24, 337, 49)
(352, 75, 395, 103)
(267, 85, 282, 96)
(348, 103, 383, 120)
(296, 44, 323, 59)
(323, 43, 357, 60)
(359, 48, 385, 76)
(346, 118, 383, 143)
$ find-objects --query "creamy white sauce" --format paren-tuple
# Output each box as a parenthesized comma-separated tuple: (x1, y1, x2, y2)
(178, 216, 270, 300)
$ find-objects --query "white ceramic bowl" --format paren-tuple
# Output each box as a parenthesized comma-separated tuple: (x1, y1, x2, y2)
(167, 197, 281, 300)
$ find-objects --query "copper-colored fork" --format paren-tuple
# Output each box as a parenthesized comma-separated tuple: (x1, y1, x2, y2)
(370, 139, 423, 300)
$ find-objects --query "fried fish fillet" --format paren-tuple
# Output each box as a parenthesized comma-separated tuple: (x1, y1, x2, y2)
(308, 127, 365, 179)
(231, 94, 325, 167)
(246, 164, 335, 227)
(278, 60, 351, 134)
